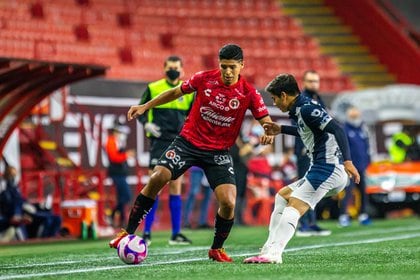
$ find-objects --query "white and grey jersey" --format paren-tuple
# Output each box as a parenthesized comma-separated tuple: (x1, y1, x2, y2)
(290, 95, 344, 165)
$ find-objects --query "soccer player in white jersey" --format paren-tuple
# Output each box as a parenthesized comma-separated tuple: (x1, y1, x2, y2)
(244, 73, 360, 264)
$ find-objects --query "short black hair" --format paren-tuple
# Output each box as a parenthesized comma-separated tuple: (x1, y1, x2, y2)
(218, 44, 243, 61)
(265, 74, 300, 97)
(164, 55, 183, 67)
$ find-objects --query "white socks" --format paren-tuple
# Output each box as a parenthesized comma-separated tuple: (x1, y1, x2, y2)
(270, 206, 300, 255)
(262, 193, 287, 251)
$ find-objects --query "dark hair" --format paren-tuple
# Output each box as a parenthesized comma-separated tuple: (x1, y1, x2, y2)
(265, 74, 300, 97)
(218, 44, 243, 61)
(164, 55, 183, 67)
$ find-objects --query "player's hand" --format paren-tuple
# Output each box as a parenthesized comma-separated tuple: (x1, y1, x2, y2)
(260, 134, 274, 145)
(262, 122, 281, 136)
(144, 122, 161, 138)
(343, 160, 360, 184)
(127, 105, 147, 121)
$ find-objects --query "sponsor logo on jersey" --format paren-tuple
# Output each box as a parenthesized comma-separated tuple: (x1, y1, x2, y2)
(200, 107, 235, 127)
(215, 94, 226, 103)
(257, 106, 266, 112)
(209, 100, 230, 111)
(204, 88, 211, 97)
(164, 149, 185, 169)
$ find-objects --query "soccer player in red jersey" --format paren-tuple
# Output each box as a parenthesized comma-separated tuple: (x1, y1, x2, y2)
(109, 44, 274, 262)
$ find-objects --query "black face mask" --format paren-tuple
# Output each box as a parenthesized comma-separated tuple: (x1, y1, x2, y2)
(166, 69, 180, 80)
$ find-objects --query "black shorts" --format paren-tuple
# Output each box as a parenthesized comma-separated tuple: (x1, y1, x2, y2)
(149, 138, 174, 168)
(157, 136, 236, 190)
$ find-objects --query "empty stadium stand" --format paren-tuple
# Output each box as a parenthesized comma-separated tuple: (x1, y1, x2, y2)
(0, 0, 356, 92)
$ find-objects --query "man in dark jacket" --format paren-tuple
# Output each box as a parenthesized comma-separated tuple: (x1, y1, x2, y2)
(339, 106, 372, 226)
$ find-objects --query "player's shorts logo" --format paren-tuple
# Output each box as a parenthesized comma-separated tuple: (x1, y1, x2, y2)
(165, 149, 176, 159)
(214, 155, 231, 165)
(165, 149, 185, 169)
(229, 98, 240, 110)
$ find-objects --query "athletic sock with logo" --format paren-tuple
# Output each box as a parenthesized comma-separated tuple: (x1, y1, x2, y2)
(126, 193, 156, 234)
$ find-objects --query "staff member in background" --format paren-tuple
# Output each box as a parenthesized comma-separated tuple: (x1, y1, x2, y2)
(137, 56, 194, 245)
(106, 122, 134, 228)
(339, 106, 372, 227)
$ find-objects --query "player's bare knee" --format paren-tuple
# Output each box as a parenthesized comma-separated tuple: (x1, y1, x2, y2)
(149, 167, 172, 187)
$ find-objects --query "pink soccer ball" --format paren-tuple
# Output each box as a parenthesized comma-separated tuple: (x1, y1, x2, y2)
(117, 234, 148, 264)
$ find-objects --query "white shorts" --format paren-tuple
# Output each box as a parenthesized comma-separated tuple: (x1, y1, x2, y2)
(288, 163, 348, 209)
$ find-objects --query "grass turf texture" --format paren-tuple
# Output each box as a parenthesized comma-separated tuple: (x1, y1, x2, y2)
(0, 217, 419, 280)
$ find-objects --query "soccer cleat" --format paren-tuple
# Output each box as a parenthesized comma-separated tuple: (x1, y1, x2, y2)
(168, 233, 192, 245)
(243, 255, 282, 264)
(358, 213, 372, 226)
(309, 225, 332, 236)
(208, 248, 233, 262)
(109, 228, 128, 249)
(338, 214, 351, 227)
(296, 225, 331, 237)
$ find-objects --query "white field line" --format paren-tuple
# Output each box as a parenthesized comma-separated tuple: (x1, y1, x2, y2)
(0, 246, 210, 269)
(7, 225, 418, 270)
(1, 232, 419, 279)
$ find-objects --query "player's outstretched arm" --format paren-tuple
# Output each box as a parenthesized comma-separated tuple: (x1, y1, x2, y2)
(127, 86, 184, 121)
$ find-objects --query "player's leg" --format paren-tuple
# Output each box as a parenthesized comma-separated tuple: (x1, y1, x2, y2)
(208, 183, 236, 262)
(109, 165, 172, 248)
(261, 186, 292, 253)
(205, 153, 237, 262)
(168, 175, 192, 245)
(142, 168, 159, 245)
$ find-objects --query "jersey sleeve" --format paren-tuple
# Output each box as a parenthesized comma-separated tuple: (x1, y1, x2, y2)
(249, 89, 269, 119)
(181, 71, 203, 94)
(300, 103, 332, 131)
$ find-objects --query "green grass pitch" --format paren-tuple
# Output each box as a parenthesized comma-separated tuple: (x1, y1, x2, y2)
(0, 217, 419, 280)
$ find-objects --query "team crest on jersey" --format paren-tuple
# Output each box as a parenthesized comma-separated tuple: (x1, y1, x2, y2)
(214, 155, 231, 165)
(229, 98, 240, 109)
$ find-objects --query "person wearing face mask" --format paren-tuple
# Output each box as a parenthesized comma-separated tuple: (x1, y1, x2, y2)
(110, 44, 274, 262)
(338, 106, 372, 227)
(105, 122, 135, 228)
(137, 56, 194, 245)
(294, 70, 332, 237)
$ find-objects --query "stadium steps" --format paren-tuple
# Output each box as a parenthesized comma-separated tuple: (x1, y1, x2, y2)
(279, 0, 396, 89)
(19, 122, 77, 172)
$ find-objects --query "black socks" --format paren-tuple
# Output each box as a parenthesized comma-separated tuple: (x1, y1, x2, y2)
(211, 213, 234, 249)
(126, 193, 155, 234)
